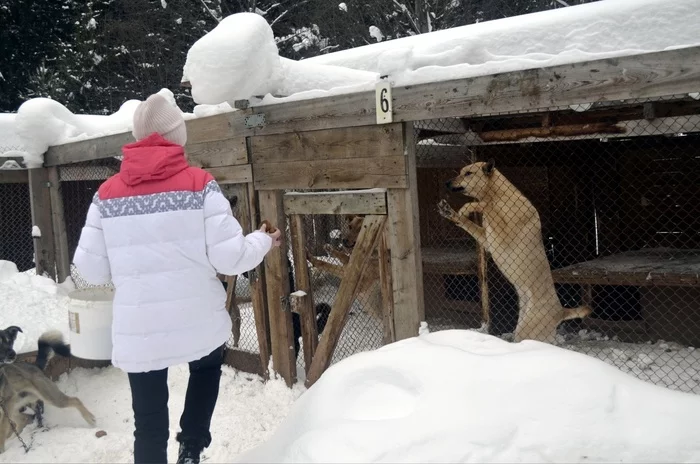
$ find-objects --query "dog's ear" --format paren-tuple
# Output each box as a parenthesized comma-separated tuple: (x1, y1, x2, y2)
(4, 326, 23, 342)
(482, 158, 495, 176)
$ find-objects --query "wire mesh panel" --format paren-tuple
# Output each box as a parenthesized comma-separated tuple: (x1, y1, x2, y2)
(416, 96, 700, 394)
(304, 213, 385, 367)
(0, 181, 33, 271)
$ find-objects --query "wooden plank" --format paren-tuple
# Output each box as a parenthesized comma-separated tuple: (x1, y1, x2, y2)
(250, 90, 377, 137)
(386, 122, 425, 340)
(254, 157, 407, 190)
(283, 189, 387, 215)
(223, 348, 266, 377)
(0, 169, 28, 183)
(45, 131, 132, 166)
(258, 190, 297, 386)
(47, 166, 70, 283)
(305, 215, 387, 388)
(207, 164, 252, 184)
(289, 214, 318, 375)
(184, 110, 251, 144)
(250, 124, 403, 163)
(186, 137, 247, 168)
(239, 180, 272, 379)
(378, 232, 395, 345)
(28, 168, 56, 279)
(551, 248, 700, 287)
(430, 115, 700, 152)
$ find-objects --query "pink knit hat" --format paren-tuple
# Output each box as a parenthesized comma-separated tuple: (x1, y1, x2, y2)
(131, 93, 187, 146)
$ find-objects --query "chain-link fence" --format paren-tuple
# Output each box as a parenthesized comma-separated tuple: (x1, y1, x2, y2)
(0, 181, 33, 272)
(416, 95, 700, 394)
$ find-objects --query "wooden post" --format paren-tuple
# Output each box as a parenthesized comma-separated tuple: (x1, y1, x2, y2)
(28, 168, 56, 280)
(47, 166, 70, 283)
(242, 180, 272, 379)
(305, 215, 387, 388)
(386, 122, 425, 340)
(378, 232, 395, 344)
(258, 190, 296, 387)
(471, 149, 490, 327)
(289, 214, 318, 375)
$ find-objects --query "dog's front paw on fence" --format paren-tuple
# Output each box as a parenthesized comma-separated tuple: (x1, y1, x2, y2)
(437, 199, 456, 221)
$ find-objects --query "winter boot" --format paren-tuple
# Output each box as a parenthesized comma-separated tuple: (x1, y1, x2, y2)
(176, 441, 203, 464)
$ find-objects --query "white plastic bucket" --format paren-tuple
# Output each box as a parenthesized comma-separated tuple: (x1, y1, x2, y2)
(67, 288, 114, 361)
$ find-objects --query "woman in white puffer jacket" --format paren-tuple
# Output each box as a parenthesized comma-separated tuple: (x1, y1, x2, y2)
(73, 93, 281, 464)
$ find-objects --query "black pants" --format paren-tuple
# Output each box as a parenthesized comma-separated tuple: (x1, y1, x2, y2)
(127, 345, 225, 464)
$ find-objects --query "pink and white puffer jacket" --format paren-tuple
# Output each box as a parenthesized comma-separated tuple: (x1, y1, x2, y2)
(73, 133, 272, 373)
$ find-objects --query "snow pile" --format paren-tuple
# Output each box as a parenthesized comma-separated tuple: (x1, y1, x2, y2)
(183, 12, 379, 106)
(2, 88, 191, 169)
(0, 364, 302, 462)
(0, 260, 73, 355)
(182, 13, 284, 105)
(238, 330, 700, 463)
(303, 0, 700, 87)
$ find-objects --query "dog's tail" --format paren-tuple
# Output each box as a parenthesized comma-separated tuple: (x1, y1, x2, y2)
(315, 303, 332, 334)
(562, 305, 593, 322)
(35, 330, 70, 371)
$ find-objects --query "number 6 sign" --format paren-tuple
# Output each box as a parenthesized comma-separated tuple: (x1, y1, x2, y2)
(375, 80, 393, 124)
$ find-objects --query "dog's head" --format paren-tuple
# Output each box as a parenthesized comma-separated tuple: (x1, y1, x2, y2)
(342, 214, 365, 249)
(445, 159, 496, 199)
(0, 326, 23, 364)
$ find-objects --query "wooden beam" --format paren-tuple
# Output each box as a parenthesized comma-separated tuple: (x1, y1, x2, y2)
(289, 214, 317, 375)
(0, 169, 28, 183)
(186, 137, 247, 168)
(283, 189, 387, 215)
(258, 190, 296, 386)
(44, 132, 132, 167)
(254, 157, 406, 190)
(246, 46, 700, 136)
(477, 121, 627, 143)
(238, 178, 272, 379)
(186, 110, 252, 144)
(378, 232, 395, 345)
(250, 124, 403, 163)
(305, 214, 387, 388)
(206, 164, 252, 184)
(28, 168, 56, 279)
(48, 166, 70, 283)
(387, 122, 425, 340)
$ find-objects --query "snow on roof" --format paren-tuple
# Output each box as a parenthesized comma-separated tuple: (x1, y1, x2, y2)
(237, 329, 700, 463)
(301, 0, 699, 89)
(212, 0, 699, 106)
(2, 0, 698, 168)
(0, 89, 193, 168)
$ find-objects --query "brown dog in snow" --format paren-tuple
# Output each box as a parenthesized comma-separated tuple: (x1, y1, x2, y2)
(438, 159, 591, 343)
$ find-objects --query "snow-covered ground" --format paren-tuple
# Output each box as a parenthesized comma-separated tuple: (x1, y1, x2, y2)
(3, 258, 700, 462)
(238, 330, 700, 463)
(0, 364, 301, 462)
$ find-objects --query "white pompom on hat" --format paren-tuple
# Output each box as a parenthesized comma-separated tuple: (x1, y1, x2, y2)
(131, 93, 187, 146)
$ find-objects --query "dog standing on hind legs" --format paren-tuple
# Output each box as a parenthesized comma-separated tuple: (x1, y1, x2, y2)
(437, 159, 592, 343)
(0, 326, 96, 453)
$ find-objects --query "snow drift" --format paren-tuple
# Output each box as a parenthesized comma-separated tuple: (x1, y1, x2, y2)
(182, 13, 379, 105)
(237, 330, 700, 463)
